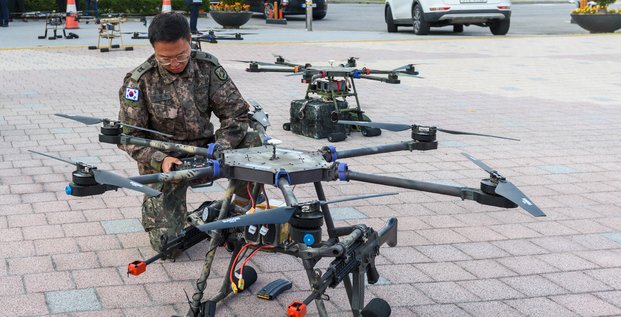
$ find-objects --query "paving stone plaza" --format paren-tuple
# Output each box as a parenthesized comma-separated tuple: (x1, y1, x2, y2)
(1, 16, 621, 317)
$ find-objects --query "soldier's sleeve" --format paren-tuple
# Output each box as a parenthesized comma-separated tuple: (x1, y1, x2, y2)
(117, 74, 168, 172)
(208, 65, 250, 149)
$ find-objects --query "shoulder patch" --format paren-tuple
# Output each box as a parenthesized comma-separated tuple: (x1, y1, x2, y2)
(125, 87, 140, 102)
(193, 50, 220, 65)
(130, 60, 155, 82)
(214, 66, 229, 81)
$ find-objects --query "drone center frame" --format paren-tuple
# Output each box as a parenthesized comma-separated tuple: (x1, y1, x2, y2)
(221, 146, 332, 185)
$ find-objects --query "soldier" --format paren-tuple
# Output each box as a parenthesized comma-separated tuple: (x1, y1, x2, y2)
(117, 12, 260, 257)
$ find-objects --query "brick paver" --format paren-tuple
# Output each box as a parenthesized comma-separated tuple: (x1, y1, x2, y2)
(1, 23, 621, 316)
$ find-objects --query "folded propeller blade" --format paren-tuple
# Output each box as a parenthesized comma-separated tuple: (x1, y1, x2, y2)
(92, 169, 161, 197)
(495, 181, 546, 217)
(55, 113, 172, 138)
(233, 60, 277, 66)
(29, 150, 79, 166)
(338, 120, 518, 141)
(320, 192, 399, 205)
(337, 120, 412, 132)
(55, 113, 103, 125)
(196, 206, 297, 232)
(461, 152, 495, 174)
(29, 150, 161, 197)
(437, 128, 519, 141)
(462, 153, 545, 217)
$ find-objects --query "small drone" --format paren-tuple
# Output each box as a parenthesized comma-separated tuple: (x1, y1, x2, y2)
(34, 105, 544, 317)
(190, 30, 254, 50)
(21, 11, 79, 40)
(83, 14, 148, 52)
(239, 55, 420, 142)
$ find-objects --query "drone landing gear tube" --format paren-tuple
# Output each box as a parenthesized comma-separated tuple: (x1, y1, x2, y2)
(348, 77, 364, 122)
(188, 181, 237, 316)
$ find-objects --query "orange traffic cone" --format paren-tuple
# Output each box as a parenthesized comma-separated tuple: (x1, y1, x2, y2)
(162, 0, 172, 13)
(65, 0, 79, 29)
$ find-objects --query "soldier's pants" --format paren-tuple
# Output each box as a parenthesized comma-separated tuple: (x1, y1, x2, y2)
(142, 131, 263, 253)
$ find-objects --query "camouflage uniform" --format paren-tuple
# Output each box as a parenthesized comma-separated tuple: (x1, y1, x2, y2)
(118, 51, 260, 253)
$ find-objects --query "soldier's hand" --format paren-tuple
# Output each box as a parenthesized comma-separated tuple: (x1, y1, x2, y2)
(162, 156, 182, 172)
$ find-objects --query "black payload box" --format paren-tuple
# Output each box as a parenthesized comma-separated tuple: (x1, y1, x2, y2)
(288, 99, 348, 140)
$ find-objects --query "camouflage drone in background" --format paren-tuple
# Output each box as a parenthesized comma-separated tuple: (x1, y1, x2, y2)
(240, 55, 421, 142)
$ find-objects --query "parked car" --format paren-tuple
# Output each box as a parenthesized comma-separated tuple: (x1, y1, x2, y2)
(384, 0, 511, 35)
(247, 0, 328, 20)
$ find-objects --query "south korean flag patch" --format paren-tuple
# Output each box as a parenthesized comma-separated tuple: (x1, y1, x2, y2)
(125, 87, 140, 102)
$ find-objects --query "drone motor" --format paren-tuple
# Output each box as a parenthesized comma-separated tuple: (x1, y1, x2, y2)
(288, 203, 324, 247)
(71, 168, 97, 186)
(68, 169, 108, 197)
(412, 126, 437, 143)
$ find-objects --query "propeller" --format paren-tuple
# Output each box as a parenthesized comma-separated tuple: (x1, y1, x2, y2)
(389, 64, 420, 76)
(197, 206, 297, 233)
(29, 150, 161, 197)
(462, 153, 545, 217)
(196, 192, 399, 233)
(247, 98, 271, 128)
(337, 120, 519, 141)
(313, 192, 398, 206)
(233, 60, 282, 66)
(55, 113, 173, 138)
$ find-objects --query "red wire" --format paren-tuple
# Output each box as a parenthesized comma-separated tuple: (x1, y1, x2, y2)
(230, 243, 254, 286)
(240, 245, 273, 276)
(262, 186, 270, 209)
(246, 182, 255, 209)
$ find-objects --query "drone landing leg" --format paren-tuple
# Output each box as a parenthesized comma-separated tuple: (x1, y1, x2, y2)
(188, 181, 237, 316)
(313, 182, 336, 237)
(348, 78, 364, 121)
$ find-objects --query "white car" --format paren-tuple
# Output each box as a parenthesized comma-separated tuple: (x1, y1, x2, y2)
(385, 0, 511, 35)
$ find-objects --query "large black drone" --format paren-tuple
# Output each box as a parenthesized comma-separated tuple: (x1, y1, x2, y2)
(239, 55, 420, 142)
(34, 107, 544, 317)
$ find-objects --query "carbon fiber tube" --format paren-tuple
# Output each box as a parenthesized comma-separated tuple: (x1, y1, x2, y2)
(335, 141, 415, 160)
(121, 135, 212, 157)
(128, 167, 216, 184)
(347, 171, 463, 197)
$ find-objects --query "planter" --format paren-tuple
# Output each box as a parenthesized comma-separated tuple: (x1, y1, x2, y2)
(571, 13, 621, 33)
(209, 11, 253, 29)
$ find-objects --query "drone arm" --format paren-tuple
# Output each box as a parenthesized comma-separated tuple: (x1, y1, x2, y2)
(347, 171, 463, 197)
(345, 171, 517, 209)
(278, 177, 299, 207)
(325, 141, 417, 162)
(357, 74, 400, 84)
(128, 166, 219, 184)
(247, 64, 296, 73)
(119, 135, 215, 158)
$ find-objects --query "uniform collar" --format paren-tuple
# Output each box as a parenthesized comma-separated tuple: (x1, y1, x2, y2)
(156, 55, 195, 85)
